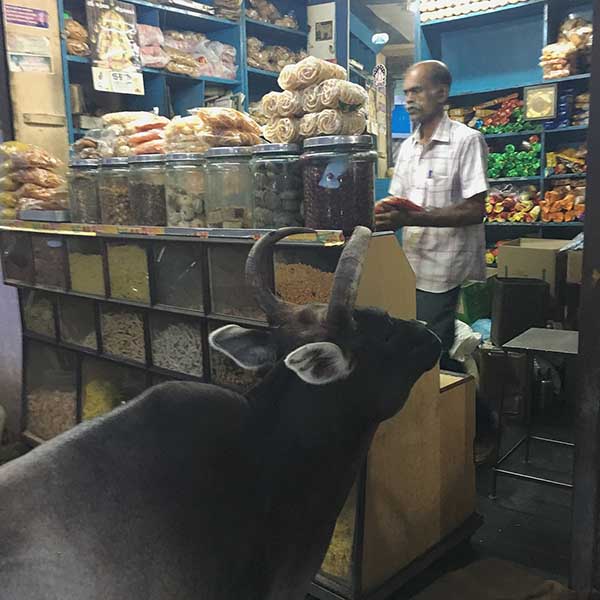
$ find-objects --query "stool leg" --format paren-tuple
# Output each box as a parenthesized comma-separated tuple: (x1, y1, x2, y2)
(524, 351, 534, 463)
(489, 350, 508, 500)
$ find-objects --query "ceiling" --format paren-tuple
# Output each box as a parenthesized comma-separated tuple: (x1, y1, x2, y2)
(350, 0, 415, 47)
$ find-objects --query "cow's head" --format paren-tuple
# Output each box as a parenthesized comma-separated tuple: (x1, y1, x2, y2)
(210, 227, 441, 424)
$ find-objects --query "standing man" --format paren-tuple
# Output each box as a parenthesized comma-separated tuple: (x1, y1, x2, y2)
(376, 60, 488, 371)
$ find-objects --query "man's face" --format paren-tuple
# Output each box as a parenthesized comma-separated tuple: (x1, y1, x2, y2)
(404, 67, 447, 124)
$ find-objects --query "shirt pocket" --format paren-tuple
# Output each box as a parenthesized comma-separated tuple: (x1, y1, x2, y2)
(425, 172, 451, 207)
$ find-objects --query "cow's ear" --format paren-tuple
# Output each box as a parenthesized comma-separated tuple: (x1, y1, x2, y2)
(284, 342, 354, 385)
(209, 325, 277, 370)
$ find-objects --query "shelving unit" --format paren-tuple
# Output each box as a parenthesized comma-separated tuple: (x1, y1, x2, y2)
(59, 0, 309, 144)
(415, 0, 591, 241)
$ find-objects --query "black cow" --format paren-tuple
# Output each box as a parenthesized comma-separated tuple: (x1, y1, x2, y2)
(0, 227, 441, 600)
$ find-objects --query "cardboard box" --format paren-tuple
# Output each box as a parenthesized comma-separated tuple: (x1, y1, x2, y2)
(566, 250, 583, 285)
(496, 238, 567, 296)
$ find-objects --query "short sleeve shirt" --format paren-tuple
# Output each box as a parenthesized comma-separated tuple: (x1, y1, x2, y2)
(389, 114, 488, 293)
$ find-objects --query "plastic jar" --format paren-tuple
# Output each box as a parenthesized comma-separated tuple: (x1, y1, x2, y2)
(301, 135, 377, 232)
(165, 153, 206, 227)
(204, 147, 253, 228)
(68, 159, 100, 223)
(250, 144, 303, 228)
(128, 154, 166, 226)
(99, 157, 132, 225)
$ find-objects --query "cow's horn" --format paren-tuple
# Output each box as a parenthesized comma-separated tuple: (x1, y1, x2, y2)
(246, 227, 315, 319)
(327, 226, 372, 321)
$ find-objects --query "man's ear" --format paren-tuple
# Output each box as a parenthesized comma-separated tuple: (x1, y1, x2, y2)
(209, 325, 277, 371)
(284, 342, 354, 385)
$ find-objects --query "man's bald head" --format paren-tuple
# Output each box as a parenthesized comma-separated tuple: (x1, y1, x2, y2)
(407, 61, 452, 89)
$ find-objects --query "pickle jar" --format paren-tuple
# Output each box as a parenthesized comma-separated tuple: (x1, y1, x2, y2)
(204, 147, 253, 228)
(165, 153, 206, 227)
(301, 135, 377, 233)
(250, 144, 303, 229)
(128, 154, 167, 226)
(68, 159, 100, 224)
(99, 157, 132, 225)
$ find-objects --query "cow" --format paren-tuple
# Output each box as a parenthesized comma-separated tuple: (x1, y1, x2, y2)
(0, 226, 441, 600)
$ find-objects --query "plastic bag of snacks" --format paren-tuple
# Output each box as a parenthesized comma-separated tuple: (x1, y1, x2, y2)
(0, 141, 63, 170)
(187, 107, 262, 136)
(137, 24, 164, 47)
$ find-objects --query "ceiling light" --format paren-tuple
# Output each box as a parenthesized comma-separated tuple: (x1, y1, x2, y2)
(372, 32, 390, 45)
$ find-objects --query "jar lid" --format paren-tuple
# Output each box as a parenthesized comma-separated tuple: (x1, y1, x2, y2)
(101, 157, 129, 166)
(166, 152, 205, 162)
(205, 146, 254, 158)
(303, 135, 373, 149)
(69, 158, 100, 167)
(128, 154, 166, 164)
(252, 143, 300, 155)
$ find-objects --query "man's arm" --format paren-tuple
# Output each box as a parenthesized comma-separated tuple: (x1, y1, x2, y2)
(375, 192, 486, 230)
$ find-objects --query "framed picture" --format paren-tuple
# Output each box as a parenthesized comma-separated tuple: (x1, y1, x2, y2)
(524, 84, 558, 120)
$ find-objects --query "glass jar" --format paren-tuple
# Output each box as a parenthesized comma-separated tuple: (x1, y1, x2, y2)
(250, 144, 303, 228)
(68, 159, 100, 223)
(205, 147, 253, 228)
(165, 153, 206, 227)
(128, 154, 166, 226)
(301, 135, 377, 233)
(99, 157, 132, 225)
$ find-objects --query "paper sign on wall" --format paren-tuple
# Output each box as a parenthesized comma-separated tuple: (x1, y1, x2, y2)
(4, 5, 49, 29)
(6, 33, 52, 73)
(92, 67, 144, 95)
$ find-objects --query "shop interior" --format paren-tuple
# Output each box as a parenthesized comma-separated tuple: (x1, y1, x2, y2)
(0, 0, 597, 598)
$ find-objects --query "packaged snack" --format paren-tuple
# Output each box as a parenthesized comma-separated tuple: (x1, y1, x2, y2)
(12, 168, 65, 189)
(0, 141, 63, 170)
(137, 24, 164, 47)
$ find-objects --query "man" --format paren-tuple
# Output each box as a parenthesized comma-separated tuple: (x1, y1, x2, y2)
(376, 60, 495, 461)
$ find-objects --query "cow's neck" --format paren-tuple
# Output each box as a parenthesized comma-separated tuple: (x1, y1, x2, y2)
(245, 363, 376, 587)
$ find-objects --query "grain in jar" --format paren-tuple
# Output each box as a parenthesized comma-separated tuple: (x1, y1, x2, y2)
(165, 153, 206, 227)
(68, 159, 100, 223)
(301, 135, 376, 233)
(100, 305, 146, 363)
(1, 231, 34, 283)
(99, 157, 132, 225)
(67, 237, 105, 296)
(106, 241, 150, 303)
(205, 147, 253, 228)
(128, 154, 167, 226)
(31, 234, 67, 289)
(58, 296, 97, 350)
(22, 289, 56, 339)
(251, 144, 303, 228)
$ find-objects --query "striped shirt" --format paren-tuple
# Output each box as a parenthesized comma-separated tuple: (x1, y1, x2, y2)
(389, 114, 488, 293)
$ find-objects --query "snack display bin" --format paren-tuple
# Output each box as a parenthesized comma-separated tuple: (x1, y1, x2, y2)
(208, 243, 266, 322)
(106, 240, 150, 304)
(1, 230, 34, 284)
(100, 304, 147, 365)
(82, 357, 147, 421)
(24, 340, 77, 442)
(21, 289, 57, 340)
(67, 237, 105, 297)
(58, 296, 98, 350)
(31, 234, 68, 290)
(153, 241, 204, 312)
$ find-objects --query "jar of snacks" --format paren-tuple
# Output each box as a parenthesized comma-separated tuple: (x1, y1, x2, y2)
(128, 154, 166, 226)
(99, 157, 132, 226)
(68, 159, 100, 223)
(301, 135, 376, 232)
(165, 153, 206, 228)
(204, 147, 253, 228)
(250, 144, 303, 228)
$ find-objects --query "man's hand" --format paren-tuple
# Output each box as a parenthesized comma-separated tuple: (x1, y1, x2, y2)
(375, 206, 413, 231)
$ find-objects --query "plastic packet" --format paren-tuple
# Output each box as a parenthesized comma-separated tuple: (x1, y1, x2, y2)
(12, 168, 65, 189)
(0, 141, 63, 170)
(0, 191, 16, 208)
(140, 46, 170, 69)
(133, 139, 166, 155)
(128, 129, 164, 146)
(67, 40, 91, 56)
(65, 19, 88, 42)
(102, 111, 154, 126)
(137, 24, 164, 47)
(0, 175, 20, 192)
(1, 208, 16, 219)
(187, 107, 262, 136)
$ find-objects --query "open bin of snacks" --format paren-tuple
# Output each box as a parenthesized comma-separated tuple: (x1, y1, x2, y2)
(274, 244, 342, 305)
(21, 289, 57, 339)
(106, 240, 150, 304)
(24, 340, 77, 441)
(153, 241, 204, 312)
(100, 304, 147, 364)
(208, 321, 261, 392)
(208, 243, 266, 321)
(150, 312, 203, 377)
(31, 234, 68, 290)
(0, 231, 34, 284)
(67, 237, 106, 297)
(58, 296, 97, 350)
(81, 357, 147, 420)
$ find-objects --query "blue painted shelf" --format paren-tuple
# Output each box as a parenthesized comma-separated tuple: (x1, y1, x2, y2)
(245, 18, 308, 42)
(484, 130, 542, 139)
(489, 177, 541, 184)
(247, 67, 280, 79)
(545, 125, 589, 135)
(545, 173, 587, 180)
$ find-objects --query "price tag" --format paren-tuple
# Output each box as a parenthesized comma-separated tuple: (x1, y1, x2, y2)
(92, 67, 144, 95)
